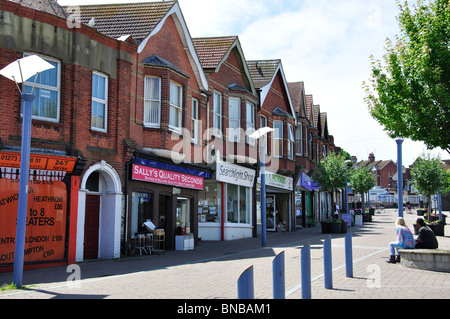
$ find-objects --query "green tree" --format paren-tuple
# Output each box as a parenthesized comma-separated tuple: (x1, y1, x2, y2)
(363, 0, 450, 153)
(312, 152, 351, 217)
(411, 153, 450, 215)
(350, 167, 376, 211)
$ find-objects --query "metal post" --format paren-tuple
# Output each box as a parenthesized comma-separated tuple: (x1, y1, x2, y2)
(260, 142, 267, 246)
(396, 139, 404, 218)
(273, 251, 285, 299)
(323, 236, 333, 289)
(345, 232, 353, 278)
(301, 242, 311, 299)
(237, 266, 254, 299)
(438, 191, 442, 221)
(345, 183, 349, 215)
(12, 93, 35, 287)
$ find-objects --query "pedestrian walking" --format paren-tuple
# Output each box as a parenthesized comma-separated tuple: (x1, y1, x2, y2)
(387, 217, 415, 263)
(333, 202, 340, 219)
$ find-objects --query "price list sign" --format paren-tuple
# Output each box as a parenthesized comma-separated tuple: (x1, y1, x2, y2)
(0, 179, 67, 264)
(0, 152, 76, 172)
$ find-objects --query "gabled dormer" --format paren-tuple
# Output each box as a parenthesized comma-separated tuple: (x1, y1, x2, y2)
(193, 36, 258, 164)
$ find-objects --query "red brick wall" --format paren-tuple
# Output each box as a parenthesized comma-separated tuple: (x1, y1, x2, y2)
(205, 47, 258, 163)
(131, 14, 205, 164)
(260, 72, 296, 174)
(379, 161, 397, 188)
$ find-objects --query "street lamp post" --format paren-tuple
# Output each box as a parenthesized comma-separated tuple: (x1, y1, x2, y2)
(0, 55, 55, 287)
(249, 127, 273, 247)
(396, 139, 404, 218)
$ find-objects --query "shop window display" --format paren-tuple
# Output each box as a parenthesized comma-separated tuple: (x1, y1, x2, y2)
(227, 184, 250, 224)
(198, 183, 221, 223)
(131, 192, 153, 235)
(177, 197, 191, 234)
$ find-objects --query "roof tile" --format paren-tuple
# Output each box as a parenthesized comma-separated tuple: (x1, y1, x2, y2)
(74, 1, 176, 41)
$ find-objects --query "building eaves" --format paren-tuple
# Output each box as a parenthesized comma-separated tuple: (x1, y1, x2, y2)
(192, 36, 238, 70)
(247, 59, 296, 124)
(193, 36, 256, 95)
(288, 81, 307, 118)
(143, 54, 189, 78)
(247, 59, 280, 89)
(272, 107, 294, 120)
(75, 1, 177, 42)
(10, 0, 68, 19)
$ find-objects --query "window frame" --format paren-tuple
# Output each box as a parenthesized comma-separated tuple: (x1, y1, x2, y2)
(260, 115, 268, 155)
(191, 98, 199, 144)
(91, 71, 109, 132)
(169, 81, 183, 133)
(213, 91, 222, 134)
(273, 120, 283, 158)
(226, 184, 251, 225)
(287, 123, 294, 160)
(22, 53, 61, 123)
(228, 97, 241, 142)
(295, 124, 303, 156)
(246, 102, 255, 145)
(143, 76, 161, 128)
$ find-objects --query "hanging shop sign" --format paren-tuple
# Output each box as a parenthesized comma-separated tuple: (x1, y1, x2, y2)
(298, 172, 321, 191)
(215, 162, 255, 188)
(0, 151, 77, 173)
(132, 164, 204, 190)
(0, 178, 67, 264)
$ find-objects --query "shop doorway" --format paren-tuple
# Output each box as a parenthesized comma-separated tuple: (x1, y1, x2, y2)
(77, 161, 122, 262)
(159, 195, 171, 229)
(84, 195, 100, 259)
(266, 195, 277, 231)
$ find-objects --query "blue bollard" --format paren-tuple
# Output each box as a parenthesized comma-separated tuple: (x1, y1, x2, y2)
(323, 236, 333, 289)
(237, 266, 254, 299)
(301, 242, 311, 299)
(273, 251, 285, 299)
(345, 232, 353, 278)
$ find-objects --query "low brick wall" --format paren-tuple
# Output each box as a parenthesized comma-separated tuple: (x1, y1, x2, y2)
(398, 249, 450, 272)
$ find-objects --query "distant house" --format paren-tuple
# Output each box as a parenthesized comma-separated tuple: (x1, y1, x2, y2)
(354, 153, 398, 189)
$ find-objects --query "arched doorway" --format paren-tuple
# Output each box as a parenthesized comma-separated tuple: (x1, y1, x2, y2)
(76, 161, 122, 261)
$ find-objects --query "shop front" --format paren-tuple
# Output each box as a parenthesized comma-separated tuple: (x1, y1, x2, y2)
(257, 172, 294, 233)
(127, 156, 210, 251)
(296, 172, 321, 228)
(0, 150, 79, 271)
(198, 161, 255, 241)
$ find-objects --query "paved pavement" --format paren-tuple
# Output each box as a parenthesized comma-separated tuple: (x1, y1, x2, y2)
(1, 209, 449, 300)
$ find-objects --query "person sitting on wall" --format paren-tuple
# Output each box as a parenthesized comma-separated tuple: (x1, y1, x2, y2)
(387, 217, 415, 264)
(415, 218, 439, 249)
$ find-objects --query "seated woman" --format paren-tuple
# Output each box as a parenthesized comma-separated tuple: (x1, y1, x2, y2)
(387, 217, 415, 263)
(415, 218, 438, 249)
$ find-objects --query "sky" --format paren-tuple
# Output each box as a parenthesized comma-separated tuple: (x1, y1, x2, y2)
(57, 0, 449, 166)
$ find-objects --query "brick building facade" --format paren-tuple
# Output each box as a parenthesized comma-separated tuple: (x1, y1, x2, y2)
(0, 0, 342, 271)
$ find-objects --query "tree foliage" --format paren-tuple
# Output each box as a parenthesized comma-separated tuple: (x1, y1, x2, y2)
(411, 153, 450, 199)
(312, 152, 350, 192)
(363, 0, 450, 153)
(350, 167, 376, 195)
